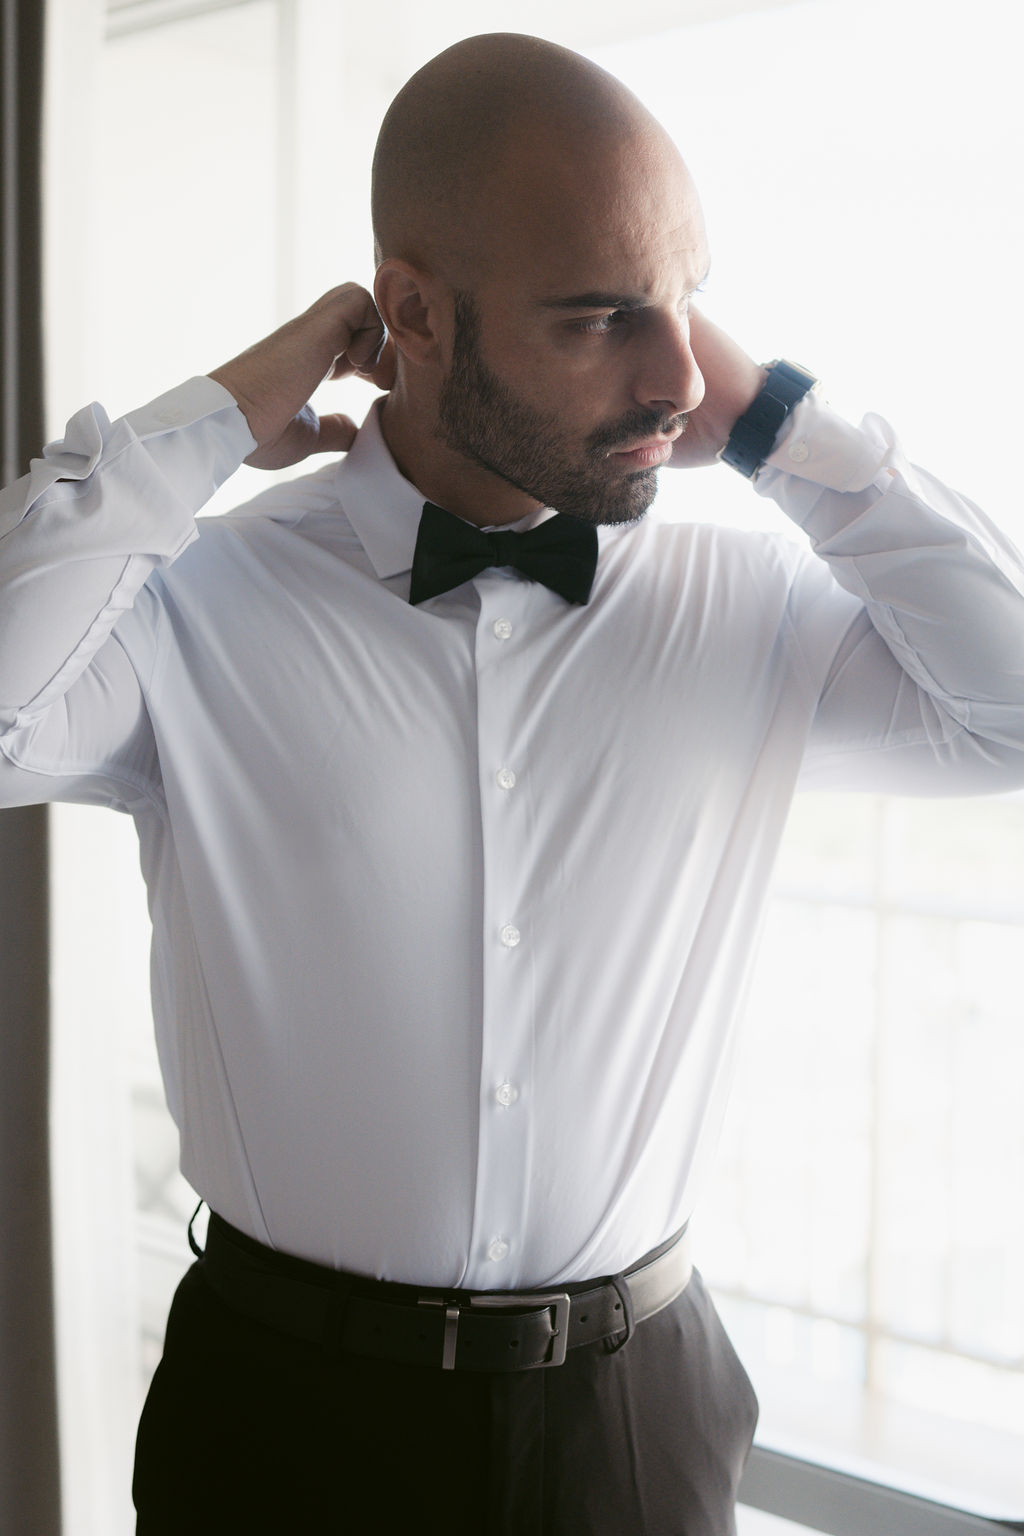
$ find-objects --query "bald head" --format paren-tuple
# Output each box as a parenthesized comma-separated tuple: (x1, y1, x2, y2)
(371, 33, 669, 275)
(371, 35, 709, 531)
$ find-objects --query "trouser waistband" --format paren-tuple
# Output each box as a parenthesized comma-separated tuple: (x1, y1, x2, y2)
(194, 1214, 692, 1372)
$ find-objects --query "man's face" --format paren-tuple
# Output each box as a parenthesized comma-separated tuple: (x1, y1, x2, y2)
(438, 293, 690, 525)
(434, 128, 710, 526)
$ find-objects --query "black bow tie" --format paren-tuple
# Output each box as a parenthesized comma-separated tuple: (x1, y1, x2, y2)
(409, 502, 598, 607)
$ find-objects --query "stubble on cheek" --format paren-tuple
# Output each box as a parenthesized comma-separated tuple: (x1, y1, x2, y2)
(437, 294, 674, 524)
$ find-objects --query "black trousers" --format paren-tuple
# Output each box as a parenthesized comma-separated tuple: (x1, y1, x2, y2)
(133, 1255, 757, 1535)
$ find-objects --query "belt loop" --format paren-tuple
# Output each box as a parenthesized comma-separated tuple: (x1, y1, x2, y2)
(605, 1273, 635, 1354)
(187, 1200, 207, 1258)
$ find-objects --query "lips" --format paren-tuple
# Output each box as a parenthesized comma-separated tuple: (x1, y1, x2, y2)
(607, 431, 680, 468)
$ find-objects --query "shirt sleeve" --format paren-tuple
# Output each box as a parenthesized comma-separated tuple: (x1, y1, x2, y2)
(754, 392, 1024, 793)
(0, 376, 255, 805)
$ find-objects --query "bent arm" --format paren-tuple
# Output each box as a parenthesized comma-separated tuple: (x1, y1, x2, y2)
(0, 284, 389, 800)
(0, 378, 252, 743)
(758, 392, 1024, 788)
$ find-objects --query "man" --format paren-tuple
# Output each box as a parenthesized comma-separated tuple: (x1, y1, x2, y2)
(3, 31, 1024, 1536)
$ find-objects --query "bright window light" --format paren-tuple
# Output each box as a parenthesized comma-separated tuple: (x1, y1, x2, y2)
(43, 2, 1022, 1531)
(591, 0, 1024, 1516)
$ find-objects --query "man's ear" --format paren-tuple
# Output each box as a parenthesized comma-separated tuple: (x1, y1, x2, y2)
(373, 260, 447, 367)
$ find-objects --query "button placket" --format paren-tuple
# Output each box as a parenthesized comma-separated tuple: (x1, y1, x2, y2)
(465, 587, 536, 1286)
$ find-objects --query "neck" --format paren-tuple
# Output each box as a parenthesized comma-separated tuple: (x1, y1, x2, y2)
(379, 390, 544, 528)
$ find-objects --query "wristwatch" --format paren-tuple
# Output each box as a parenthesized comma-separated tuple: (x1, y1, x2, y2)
(719, 359, 819, 479)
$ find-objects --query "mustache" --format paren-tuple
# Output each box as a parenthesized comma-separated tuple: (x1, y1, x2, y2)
(587, 409, 689, 454)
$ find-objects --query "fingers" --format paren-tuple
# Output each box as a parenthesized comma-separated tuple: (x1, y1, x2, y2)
(343, 318, 387, 375)
(315, 284, 387, 380)
(211, 285, 388, 466)
(242, 405, 356, 471)
(666, 309, 768, 469)
(315, 412, 358, 455)
(360, 334, 397, 393)
(327, 318, 394, 393)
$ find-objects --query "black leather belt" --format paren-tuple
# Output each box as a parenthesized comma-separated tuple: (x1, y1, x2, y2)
(198, 1214, 693, 1372)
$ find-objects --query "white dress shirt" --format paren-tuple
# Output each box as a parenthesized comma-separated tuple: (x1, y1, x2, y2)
(3, 379, 1024, 1288)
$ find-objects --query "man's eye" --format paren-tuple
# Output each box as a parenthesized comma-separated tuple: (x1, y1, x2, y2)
(574, 310, 625, 335)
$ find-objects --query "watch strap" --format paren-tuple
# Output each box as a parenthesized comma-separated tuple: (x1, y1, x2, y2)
(720, 359, 818, 479)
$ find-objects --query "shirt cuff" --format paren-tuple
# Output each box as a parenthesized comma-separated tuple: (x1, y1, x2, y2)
(124, 374, 257, 456)
(759, 389, 895, 493)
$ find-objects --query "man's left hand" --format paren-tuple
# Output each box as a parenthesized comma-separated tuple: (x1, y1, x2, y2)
(669, 309, 767, 470)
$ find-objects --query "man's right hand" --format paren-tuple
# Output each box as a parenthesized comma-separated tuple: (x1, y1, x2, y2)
(208, 284, 395, 471)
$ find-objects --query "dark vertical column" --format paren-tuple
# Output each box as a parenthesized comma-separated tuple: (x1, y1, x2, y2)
(0, 0, 62, 1531)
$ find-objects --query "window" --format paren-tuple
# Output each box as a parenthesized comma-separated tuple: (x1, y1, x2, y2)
(43, 1, 1022, 1531)
(591, 3, 1024, 1519)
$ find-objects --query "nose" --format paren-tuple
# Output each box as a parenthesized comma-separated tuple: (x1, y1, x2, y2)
(634, 312, 705, 419)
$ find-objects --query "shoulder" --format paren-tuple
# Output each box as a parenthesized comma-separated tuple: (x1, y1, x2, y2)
(150, 459, 374, 613)
(208, 457, 345, 529)
(601, 516, 811, 595)
(192, 458, 366, 563)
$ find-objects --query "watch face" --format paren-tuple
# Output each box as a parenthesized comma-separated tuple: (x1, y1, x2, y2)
(773, 360, 818, 391)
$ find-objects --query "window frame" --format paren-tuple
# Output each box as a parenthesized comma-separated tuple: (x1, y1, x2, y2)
(740, 1447, 1024, 1536)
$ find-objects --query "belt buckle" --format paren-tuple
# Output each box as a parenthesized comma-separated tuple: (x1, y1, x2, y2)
(415, 1298, 462, 1370)
(418, 1289, 571, 1370)
(469, 1290, 571, 1369)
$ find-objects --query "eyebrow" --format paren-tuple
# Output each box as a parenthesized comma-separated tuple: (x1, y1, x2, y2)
(539, 260, 712, 313)
(540, 292, 648, 312)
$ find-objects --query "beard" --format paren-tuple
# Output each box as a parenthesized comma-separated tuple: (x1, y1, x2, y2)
(437, 292, 686, 526)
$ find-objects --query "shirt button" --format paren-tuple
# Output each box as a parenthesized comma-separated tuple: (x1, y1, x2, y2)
(496, 767, 517, 790)
(493, 618, 513, 640)
(787, 440, 810, 463)
(494, 1080, 519, 1108)
(487, 1237, 510, 1263)
(500, 924, 521, 948)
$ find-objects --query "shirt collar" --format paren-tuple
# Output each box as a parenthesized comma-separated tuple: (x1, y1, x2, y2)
(334, 399, 570, 582)
(333, 399, 427, 582)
